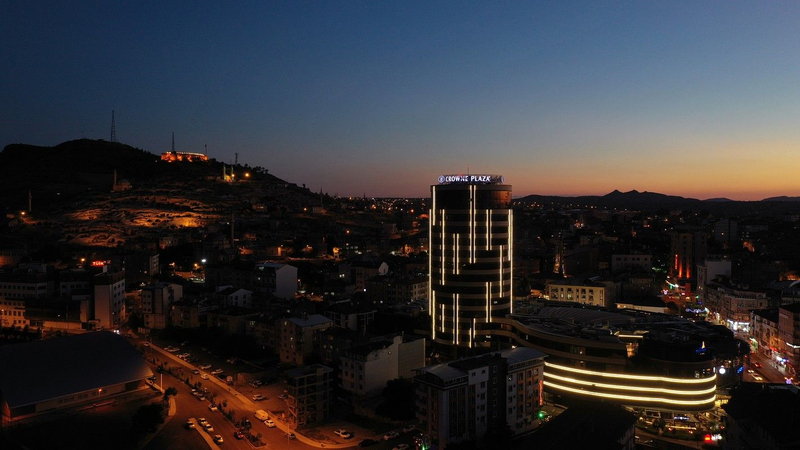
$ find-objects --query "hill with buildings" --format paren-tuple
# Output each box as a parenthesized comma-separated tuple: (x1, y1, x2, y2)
(0, 139, 345, 253)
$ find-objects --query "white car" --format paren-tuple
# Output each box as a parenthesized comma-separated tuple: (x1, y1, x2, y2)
(383, 431, 399, 440)
(213, 435, 224, 444)
(265, 419, 276, 428)
(335, 429, 352, 439)
(203, 422, 214, 432)
(208, 404, 218, 412)
(199, 364, 212, 370)
(211, 369, 224, 375)
(753, 375, 764, 381)
(252, 394, 266, 401)
(201, 374, 209, 380)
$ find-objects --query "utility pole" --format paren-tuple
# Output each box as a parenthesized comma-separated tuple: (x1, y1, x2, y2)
(234, 152, 238, 165)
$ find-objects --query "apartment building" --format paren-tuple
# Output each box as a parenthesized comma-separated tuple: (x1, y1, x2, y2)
(414, 347, 546, 449)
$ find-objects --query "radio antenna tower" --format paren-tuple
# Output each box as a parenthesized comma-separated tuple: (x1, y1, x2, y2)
(235, 152, 239, 165)
(172, 132, 175, 152)
(110, 110, 117, 142)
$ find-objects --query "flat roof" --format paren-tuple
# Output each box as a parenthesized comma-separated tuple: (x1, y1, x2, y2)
(286, 314, 332, 328)
(0, 332, 153, 409)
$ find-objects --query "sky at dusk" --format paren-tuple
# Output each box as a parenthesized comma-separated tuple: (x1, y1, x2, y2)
(2, 1, 800, 200)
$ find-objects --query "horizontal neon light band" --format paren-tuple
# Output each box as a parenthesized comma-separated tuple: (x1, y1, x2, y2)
(544, 381, 716, 406)
(545, 362, 716, 384)
(545, 372, 717, 396)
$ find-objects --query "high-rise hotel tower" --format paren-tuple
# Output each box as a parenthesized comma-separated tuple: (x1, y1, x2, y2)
(429, 174, 512, 351)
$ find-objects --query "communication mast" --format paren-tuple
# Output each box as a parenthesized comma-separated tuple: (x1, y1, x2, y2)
(110, 110, 117, 142)
(172, 132, 175, 152)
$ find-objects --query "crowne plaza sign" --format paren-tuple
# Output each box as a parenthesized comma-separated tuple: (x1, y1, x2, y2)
(437, 174, 504, 185)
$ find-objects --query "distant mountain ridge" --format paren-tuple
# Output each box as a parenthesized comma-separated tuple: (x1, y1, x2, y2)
(517, 189, 800, 216)
(762, 196, 800, 202)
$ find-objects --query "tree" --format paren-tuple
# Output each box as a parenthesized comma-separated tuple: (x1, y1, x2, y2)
(163, 386, 178, 402)
(131, 402, 166, 440)
(376, 378, 416, 421)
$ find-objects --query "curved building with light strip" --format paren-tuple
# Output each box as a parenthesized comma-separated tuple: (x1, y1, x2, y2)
(429, 174, 512, 353)
(478, 306, 721, 412)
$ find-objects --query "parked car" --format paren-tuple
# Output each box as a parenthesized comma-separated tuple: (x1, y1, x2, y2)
(252, 394, 266, 401)
(211, 369, 224, 375)
(199, 364, 212, 370)
(184, 420, 195, 429)
(383, 431, 399, 440)
(264, 419, 276, 428)
(278, 394, 287, 400)
(192, 369, 200, 375)
(201, 374, 209, 380)
(286, 432, 296, 440)
(198, 417, 208, 425)
(213, 434, 224, 444)
(335, 429, 353, 439)
(208, 404, 219, 412)
(203, 422, 214, 432)
(234, 431, 245, 440)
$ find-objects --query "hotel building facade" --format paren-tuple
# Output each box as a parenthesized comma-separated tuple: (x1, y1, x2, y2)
(429, 174, 512, 351)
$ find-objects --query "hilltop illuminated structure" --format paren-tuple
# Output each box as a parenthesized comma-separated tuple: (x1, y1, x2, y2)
(160, 151, 208, 162)
(429, 174, 512, 352)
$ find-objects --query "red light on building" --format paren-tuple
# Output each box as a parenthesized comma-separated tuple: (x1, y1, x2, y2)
(91, 260, 106, 267)
(704, 434, 712, 442)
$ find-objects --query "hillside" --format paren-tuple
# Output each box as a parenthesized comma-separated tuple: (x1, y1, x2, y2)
(0, 139, 324, 250)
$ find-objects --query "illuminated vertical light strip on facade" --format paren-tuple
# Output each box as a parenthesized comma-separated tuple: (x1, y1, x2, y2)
(428, 207, 433, 319)
(432, 186, 436, 226)
(509, 209, 513, 314)
(441, 304, 444, 333)
(454, 293, 459, 345)
(441, 211, 445, 284)
(486, 282, 491, 322)
(485, 210, 490, 250)
(499, 244, 503, 316)
(469, 185, 473, 263)
(470, 317, 475, 348)
(431, 292, 436, 340)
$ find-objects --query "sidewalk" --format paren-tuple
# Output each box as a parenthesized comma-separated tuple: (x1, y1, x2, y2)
(149, 343, 256, 410)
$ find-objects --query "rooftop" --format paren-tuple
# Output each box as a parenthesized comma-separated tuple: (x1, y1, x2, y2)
(0, 332, 152, 409)
(286, 314, 332, 328)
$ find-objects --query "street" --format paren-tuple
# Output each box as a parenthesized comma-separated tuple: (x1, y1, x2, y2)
(140, 340, 419, 450)
(746, 351, 792, 384)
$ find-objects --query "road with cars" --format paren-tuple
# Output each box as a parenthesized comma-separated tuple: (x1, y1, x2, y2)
(746, 351, 792, 384)
(134, 335, 420, 450)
